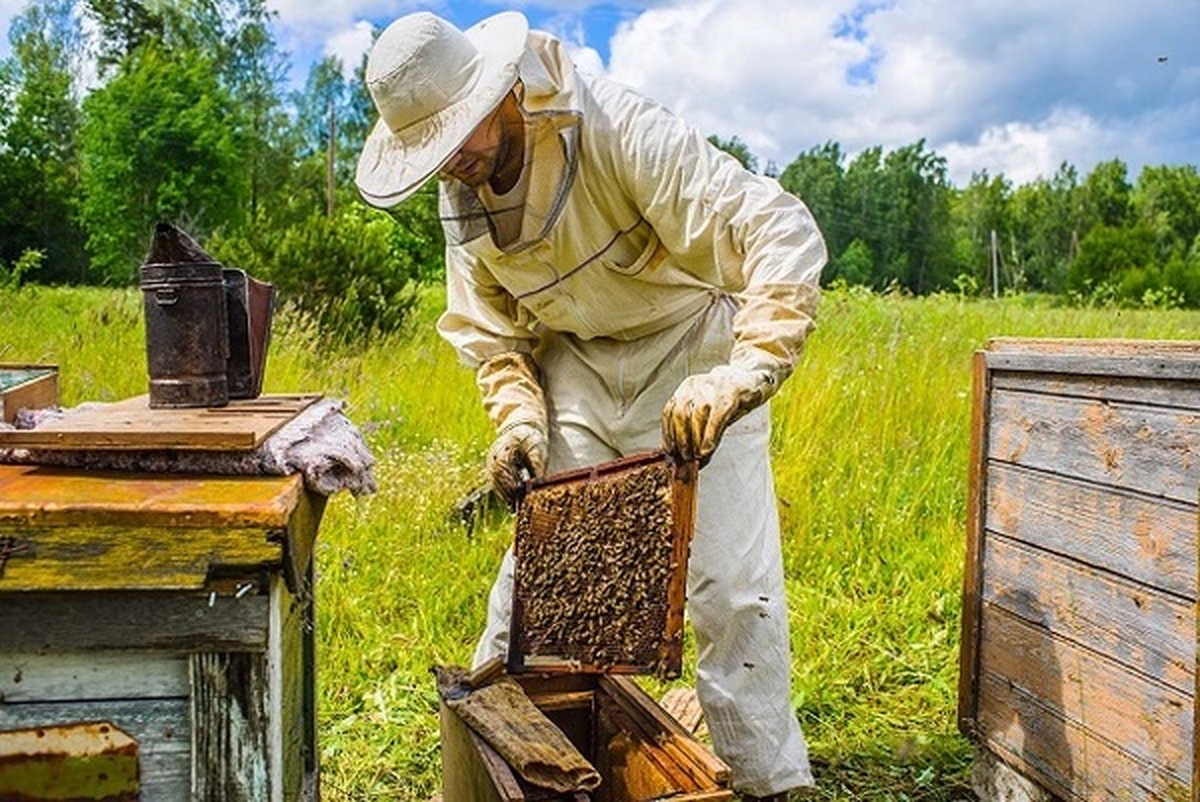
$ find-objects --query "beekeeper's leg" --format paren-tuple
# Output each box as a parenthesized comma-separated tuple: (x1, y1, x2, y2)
(471, 333, 619, 668)
(688, 403, 813, 796)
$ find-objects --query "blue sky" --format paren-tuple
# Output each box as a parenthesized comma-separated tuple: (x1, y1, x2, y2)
(2, 0, 1198, 187)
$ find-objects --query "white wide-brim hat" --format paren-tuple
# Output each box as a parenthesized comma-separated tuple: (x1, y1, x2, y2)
(355, 11, 529, 208)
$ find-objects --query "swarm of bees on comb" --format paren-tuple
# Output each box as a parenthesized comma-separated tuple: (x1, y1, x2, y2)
(513, 458, 681, 674)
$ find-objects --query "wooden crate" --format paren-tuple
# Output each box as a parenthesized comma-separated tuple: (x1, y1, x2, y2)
(440, 671, 732, 801)
(0, 465, 326, 801)
(958, 338, 1200, 801)
(0, 364, 58, 424)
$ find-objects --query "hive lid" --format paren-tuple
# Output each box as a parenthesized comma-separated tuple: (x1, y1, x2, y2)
(507, 451, 698, 679)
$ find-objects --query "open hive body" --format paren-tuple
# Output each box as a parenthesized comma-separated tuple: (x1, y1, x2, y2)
(441, 672, 732, 802)
(442, 452, 733, 801)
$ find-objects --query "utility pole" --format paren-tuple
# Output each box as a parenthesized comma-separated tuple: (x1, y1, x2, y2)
(991, 229, 1000, 298)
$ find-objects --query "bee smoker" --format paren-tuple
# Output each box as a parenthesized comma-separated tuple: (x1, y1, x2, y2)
(139, 223, 275, 409)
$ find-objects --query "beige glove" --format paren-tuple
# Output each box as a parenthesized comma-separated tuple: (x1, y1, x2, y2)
(477, 352, 549, 507)
(487, 421, 548, 509)
(662, 365, 777, 465)
(662, 281, 819, 465)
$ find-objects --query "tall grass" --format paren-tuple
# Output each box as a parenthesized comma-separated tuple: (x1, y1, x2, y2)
(3, 285, 1198, 800)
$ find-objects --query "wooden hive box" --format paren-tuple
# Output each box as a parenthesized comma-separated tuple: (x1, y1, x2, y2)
(0, 364, 59, 424)
(0, 464, 326, 801)
(442, 452, 733, 800)
(958, 338, 1200, 801)
(441, 672, 732, 801)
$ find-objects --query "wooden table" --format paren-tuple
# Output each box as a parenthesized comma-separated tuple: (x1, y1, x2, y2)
(0, 464, 326, 801)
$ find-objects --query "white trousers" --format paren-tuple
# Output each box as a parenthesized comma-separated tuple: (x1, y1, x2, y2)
(472, 298, 813, 795)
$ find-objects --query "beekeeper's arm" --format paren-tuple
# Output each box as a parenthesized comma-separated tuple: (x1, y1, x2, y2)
(438, 245, 547, 507)
(595, 82, 826, 464)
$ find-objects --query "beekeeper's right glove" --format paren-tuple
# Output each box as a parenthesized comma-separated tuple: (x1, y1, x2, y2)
(476, 351, 549, 508)
(662, 364, 776, 465)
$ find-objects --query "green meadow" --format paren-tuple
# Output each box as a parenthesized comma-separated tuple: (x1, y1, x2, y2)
(4, 285, 1198, 800)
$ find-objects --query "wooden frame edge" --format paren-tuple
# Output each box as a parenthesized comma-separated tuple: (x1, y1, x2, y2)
(957, 349, 990, 737)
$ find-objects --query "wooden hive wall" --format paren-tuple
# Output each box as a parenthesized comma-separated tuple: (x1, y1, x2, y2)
(959, 339, 1200, 801)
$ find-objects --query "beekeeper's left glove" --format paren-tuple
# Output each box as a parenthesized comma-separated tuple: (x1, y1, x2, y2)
(662, 364, 777, 465)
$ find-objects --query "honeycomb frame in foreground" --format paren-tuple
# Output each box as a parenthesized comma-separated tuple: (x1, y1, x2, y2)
(508, 451, 698, 679)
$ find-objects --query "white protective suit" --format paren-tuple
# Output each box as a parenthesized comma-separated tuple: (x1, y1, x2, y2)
(436, 30, 826, 796)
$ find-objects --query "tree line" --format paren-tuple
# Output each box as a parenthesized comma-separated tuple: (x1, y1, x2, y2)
(3, 1, 1199, 341)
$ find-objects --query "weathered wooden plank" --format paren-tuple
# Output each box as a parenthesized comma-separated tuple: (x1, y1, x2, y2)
(0, 524, 281, 591)
(987, 388, 1200, 504)
(985, 462, 1196, 600)
(0, 652, 189, 703)
(192, 651, 270, 802)
(596, 700, 683, 801)
(600, 675, 730, 785)
(985, 352, 1200, 383)
(0, 697, 190, 799)
(985, 338, 1200, 384)
(982, 534, 1194, 694)
(977, 672, 1191, 801)
(992, 371, 1200, 411)
(959, 350, 990, 735)
(0, 393, 322, 451)
(439, 702, 524, 801)
(0, 465, 306, 529)
(988, 337, 1200, 359)
(282, 491, 326, 598)
(979, 604, 1193, 781)
(0, 591, 268, 652)
(272, 572, 316, 802)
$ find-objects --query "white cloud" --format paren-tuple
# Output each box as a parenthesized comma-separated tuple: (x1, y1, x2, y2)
(324, 20, 376, 77)
(940, 109, 1113, 186)
(601, 0, 1200, 185)
(268, 0, 427, 29)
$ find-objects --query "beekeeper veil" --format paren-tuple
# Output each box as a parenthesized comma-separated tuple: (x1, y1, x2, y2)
(439, 87, 581, 252)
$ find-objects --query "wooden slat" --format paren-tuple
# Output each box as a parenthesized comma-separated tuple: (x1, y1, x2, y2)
(0, 393, 322, 451)
(986, 353, 1200, 382)
(959, 350, 990, 735)
(439, 702, 524, 801)
(272, 572, 316, 802)
(986, 462, 1196, 599)
(987, 388, 1200, 504)
(0, 524, 282, 591)
(978, 672, 1190, 801)
(0, 465, 306, 529)
(982, 534, 1194, 694)
(0, 697, 190, 800)
(192, 652, 270, 802)
(986, 338, 1200, 383)
(993, 371, 1200, 410)
(600, 676, 729, 784)
(0, 591, 268, 652)
(989, 338, 1200, 357)
(0, 652, 189, 703)
(595, 701, 684, 800)
(979, 605, 1192, 782)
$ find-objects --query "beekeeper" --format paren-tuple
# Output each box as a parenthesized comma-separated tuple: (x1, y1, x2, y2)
(356, 11, 826, 800)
